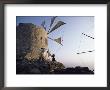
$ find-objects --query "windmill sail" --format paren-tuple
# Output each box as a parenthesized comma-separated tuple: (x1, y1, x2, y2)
(54, 37, 63, 46)
(41, 20, 46, 29)
(48, 21, 66, 34)
(48, 37, 63, 46)
(50, 16, 57, 28)
(44, 27, 46, 30)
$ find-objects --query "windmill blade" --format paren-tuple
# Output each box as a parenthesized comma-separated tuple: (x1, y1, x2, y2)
(54, 37, 63, 46)
(48, 37, 63, 46)
(44, 26, 46, 30)
(50, 16, 57, 28)
(41, 20, 45, 27)
(48, 21, 66, 34)
(41, 20, 46, 29)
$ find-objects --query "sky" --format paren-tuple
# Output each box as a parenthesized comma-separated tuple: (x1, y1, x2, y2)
(16, 16, 94, 70)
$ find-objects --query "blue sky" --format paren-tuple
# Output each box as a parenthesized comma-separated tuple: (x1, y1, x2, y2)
(16, 16, 94, 70)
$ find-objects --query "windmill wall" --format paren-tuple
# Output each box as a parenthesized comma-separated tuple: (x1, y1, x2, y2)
(16, 23, 48, 60)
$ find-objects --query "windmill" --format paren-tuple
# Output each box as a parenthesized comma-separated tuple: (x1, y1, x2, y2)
(25, 16, 66, 60)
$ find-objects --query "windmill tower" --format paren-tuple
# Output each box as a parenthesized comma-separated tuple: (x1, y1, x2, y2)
(25, 16, 66, 60)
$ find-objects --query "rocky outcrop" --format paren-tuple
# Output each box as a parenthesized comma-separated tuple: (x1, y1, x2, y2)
(48, 61, 65, 72)
(16, 58, 65, 74)
(16, 58, 94, 74)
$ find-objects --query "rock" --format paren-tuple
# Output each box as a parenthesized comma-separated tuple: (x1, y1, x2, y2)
(49, 61, 65, 72)
(29, 68, 41, 74)
(16, 58, 94, 74)
(16, 58, 65, 74)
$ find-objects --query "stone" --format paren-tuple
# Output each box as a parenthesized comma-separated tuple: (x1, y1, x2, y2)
(16, 23, 49, 60)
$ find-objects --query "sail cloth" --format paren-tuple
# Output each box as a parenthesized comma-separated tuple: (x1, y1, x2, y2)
(50, 16, 57, 28)
(48, 21, 66, 34)
(48, 37, 63, 46)
(54, 37, 63, 46)
(77, 50, 95, 54)
(82, 33, 94, 39)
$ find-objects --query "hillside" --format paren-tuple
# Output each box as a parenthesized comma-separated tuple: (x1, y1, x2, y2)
(16, 59, 94, 74)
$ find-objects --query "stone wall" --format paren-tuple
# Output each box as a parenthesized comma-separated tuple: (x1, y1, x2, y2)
(16, 23, 35, 59)
(16, 23, 48, 60)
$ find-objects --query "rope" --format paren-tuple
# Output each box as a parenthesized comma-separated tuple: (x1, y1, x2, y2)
(76, 32, 95, 55)
(82, 33, 94, 39)
(76, 33, 86, 66)
(77, 50, 95, 54)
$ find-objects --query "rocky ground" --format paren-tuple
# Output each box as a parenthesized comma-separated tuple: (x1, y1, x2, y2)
(16, 58, 94, 74)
